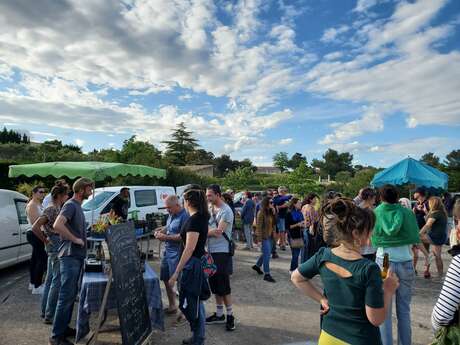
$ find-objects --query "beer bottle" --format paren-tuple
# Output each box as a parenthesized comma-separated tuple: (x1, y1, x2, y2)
(381, 253, 390, 279)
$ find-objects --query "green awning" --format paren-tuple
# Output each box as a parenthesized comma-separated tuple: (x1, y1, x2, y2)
(8, 161, 166, 181)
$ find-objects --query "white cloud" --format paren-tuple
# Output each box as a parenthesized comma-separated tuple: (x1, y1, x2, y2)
(320, 25, 349, 43)
(75, 138, 85, 146)
(179, 94, 193, 101)
(324, 51, 343, 61)
(279, 138, 293, 145)
(353, 0, 378, 13)
(312, 0, 460, 145)
(30, 131, 57, 138)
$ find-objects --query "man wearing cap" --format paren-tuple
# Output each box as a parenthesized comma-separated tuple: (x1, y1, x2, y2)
(49, 177, 94, 345)
(154, 195, 188, 314)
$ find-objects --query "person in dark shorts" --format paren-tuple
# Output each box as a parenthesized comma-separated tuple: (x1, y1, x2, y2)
(412, 187, 429, 272)
(419, 196, 448, 278)
(205, 185, 236, 331)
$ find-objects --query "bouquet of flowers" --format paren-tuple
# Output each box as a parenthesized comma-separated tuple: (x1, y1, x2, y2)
(92, 210, 121, 234)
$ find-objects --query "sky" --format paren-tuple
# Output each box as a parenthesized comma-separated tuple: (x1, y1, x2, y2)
(0, 0, 459, 168)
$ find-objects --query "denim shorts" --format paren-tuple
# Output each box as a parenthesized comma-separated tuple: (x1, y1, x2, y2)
(277, 218, 286, 232)
(160, 251, 180, 282)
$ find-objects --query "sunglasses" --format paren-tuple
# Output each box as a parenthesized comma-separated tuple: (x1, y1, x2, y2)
(38, 190, 46, 194)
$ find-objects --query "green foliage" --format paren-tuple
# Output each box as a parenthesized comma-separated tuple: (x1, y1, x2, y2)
(334, 168, 380, 197)
(223, 167, 257, 190)
(273, 152, 290, 172)
(162, 122, 199, 165)
(118, 136, 163, 167)
(164, 166, 218, 188)
(0, 127, 30, 144)
(281, 163, 324, 197)
(445, 150, 460, 169)
(288, 152, 307, 170)
(421, 152, 441, 168)
(312, 149, 353, 178)
(16, 180, 45, 197)
(185, 149, 215, 165)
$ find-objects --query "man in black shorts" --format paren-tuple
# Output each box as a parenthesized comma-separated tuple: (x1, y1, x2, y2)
(205, 185, 236, 331)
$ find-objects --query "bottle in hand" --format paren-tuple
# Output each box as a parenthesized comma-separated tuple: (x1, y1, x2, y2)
(381, 253, 389, 279)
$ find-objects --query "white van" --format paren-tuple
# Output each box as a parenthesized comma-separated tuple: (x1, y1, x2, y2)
(82, 186, 176, 225)
(0, 189, 32, 269)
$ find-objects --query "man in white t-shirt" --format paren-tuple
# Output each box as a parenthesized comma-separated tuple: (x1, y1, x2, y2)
(205, 184, 235, 332)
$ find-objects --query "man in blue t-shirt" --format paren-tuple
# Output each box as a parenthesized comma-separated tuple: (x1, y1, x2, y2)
(155, 195, 188, 314)
(272, 186, 292, 251)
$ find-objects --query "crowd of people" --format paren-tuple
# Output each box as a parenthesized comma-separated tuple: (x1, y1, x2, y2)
(23, 179, 460, 345)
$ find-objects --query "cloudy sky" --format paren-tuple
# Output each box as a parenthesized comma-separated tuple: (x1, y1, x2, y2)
(0, 0, 459, 167)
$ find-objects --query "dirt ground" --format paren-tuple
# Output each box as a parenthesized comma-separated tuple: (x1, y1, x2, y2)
(0, 239, 447, 345)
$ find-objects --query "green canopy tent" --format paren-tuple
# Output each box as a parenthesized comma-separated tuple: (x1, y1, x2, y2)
(8, 161, 166, 181)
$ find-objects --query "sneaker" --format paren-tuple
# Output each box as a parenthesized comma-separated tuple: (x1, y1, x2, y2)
(206, 313, 225, 324)
(263, 274, 276, 283)
(32, 285, 45, 295)
(43, 318, 53, 325)
(252, 265, 263, 275)
(182, 337, 193, 345)
(28, 283, 34, 291)
(226, 314, 236, 331)
(64, 327, 76, 338)
(272, 253, 279, 259)
(48, 337, 74, 345)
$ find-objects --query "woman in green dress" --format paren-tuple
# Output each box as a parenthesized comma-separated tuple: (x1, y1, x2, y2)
(291, 198, 399, 345)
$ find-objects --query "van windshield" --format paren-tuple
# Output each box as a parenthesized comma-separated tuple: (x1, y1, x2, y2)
(82, 191, 115, 211)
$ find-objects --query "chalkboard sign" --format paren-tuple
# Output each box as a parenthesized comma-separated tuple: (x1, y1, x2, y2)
(106, 222, 152, 345)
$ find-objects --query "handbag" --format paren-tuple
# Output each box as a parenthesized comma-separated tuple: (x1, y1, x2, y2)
(201, 252, 217, 277)
(430, 312, 460, 345)
(290, 237, 304, 249)
(222, 232, 235, 256)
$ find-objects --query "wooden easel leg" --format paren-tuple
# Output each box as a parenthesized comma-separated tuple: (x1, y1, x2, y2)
(86, 269, 112, 345)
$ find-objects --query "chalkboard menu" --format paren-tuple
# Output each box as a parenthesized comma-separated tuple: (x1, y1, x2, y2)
(106, 222, 152, 345)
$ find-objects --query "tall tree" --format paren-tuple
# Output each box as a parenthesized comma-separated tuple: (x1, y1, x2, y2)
(273, 152, 290, 172)
(120, 136, 163, 167)
(214, 154, 238, 177)
(421, 152, 441, 168)
(445, 149, 460, 169)
(162, 122, 199, 165)
(288, 152, 307, 170)
(185, 149, 215, 165)
(312, 149, 353, 179)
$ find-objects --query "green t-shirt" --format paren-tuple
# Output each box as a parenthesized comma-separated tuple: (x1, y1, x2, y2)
(428, 211, 447, 243)
(298, 247, 384, 345)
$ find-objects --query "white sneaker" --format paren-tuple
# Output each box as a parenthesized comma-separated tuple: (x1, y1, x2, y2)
(32, 285, 45, 295)
(28, 283, 33, 291)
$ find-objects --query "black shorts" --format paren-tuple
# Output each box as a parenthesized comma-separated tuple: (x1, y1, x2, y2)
(209, 253, 232, 296)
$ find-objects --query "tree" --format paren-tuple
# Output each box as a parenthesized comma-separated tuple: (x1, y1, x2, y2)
(273, 152, 290, 172)
(237, 158, 257, 172)
(214, 154, 238, 177)
(281, 163, 323, 196)
(119, 136, 163, 167)
(312, 149, 353, 179)
(288, 152, 307, 170)
(445, 149, 460, 169)
(421, 152, 441, 168)
(223, 167, 256, 190)
(0, 127, 26, 144)
(185, 149, 215, 165)
(162, 122, 199, 165)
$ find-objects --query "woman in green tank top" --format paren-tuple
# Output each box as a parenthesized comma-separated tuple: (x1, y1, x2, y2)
(291, 198, 399, 345)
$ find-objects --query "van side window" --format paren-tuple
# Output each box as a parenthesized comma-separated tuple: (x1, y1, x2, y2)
(15, 200, 28, 224)
(135, 190, 157, 207)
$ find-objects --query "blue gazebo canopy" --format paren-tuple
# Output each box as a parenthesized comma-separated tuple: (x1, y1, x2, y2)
(371, 157, 448, 189)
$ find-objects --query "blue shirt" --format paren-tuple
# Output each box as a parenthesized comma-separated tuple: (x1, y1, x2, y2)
(241, 198, 255, 224)
(273, 195, 292, 218)
(165, 209, 189, 253)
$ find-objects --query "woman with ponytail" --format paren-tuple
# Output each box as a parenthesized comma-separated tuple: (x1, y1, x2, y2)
(168, 185, 209, 345)
(291, 198, 399, 345)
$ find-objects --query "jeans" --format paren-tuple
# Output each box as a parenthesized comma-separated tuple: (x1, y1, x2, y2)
(243, 223, 253, 248)
(301, 229, 310, 263)
(43, 254, 61, 320)
(191, 302, 206, 345)
(290, 248, 301, 271)
(52, 256, 83, 338)
(376, 258, 415, 345)
(256, 239, 272, 274)
(26, 231, 47, 288)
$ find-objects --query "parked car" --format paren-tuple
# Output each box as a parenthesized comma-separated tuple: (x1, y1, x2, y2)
(82, 186, 176, 225)
(0, 189, 32, 269)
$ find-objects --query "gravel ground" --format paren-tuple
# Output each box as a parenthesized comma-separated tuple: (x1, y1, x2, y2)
(0, 240, 447, 345)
